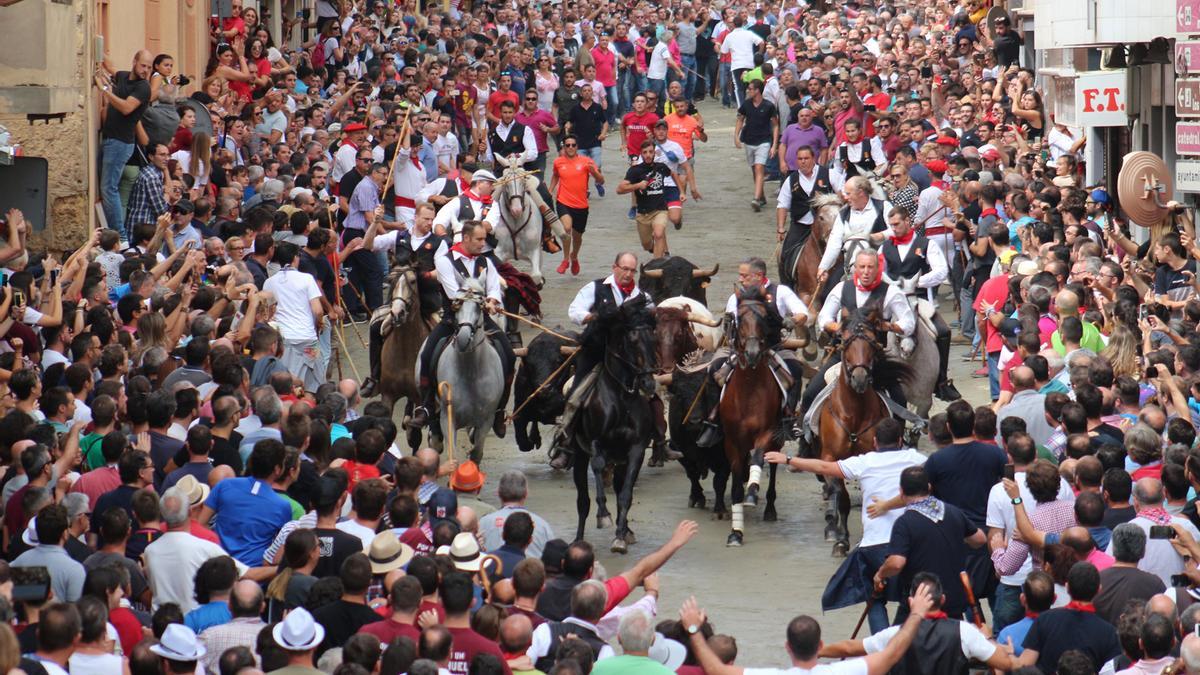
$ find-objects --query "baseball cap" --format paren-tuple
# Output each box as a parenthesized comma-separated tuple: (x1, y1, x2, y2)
(171, 199, 195, 214)
(1090, 189, 1111, 205)
(426, 489, 458, 526)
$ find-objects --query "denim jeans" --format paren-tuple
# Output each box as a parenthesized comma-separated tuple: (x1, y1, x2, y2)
(648, 77, 667, 99)
(633, 72, 648, 99)
(100, 138, 135, 235)
(987, 350, 1001, 400)
(680, 54, 698, 101)
(732, 68, 750, 107)
(578, 146, 602, 172)
(617, 69, 636, 116)
(859, 544, 892, 634)
(605, 85, 620, 125)
(719, 62, 734, 106)
(992, 583, 1024, 634)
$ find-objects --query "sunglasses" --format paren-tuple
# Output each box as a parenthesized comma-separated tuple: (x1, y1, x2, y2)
(563, 142, 578, 147)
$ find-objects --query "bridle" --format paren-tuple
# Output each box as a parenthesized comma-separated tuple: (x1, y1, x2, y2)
(733, 298, 769, 369)
(391, 268, 418, 323)
(830, 325, 886, 450)
(604, 325, 656, 396)
(451, 289, 487, 349)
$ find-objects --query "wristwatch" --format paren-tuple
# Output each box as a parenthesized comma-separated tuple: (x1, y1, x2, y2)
(1011, 497, 1023, 506)
(686, 624, 700, 635)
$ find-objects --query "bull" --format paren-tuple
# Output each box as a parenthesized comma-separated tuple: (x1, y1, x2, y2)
(511, 329, 579, 454)
(639, 256, 718, 305)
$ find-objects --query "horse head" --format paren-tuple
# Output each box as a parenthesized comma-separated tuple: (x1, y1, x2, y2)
(451, 273, 488, 353)
(840, 308, 885, 394)
(605, 297, 658, 396)
(810, 193, 844, 246)
(733, 285, 770, 369)
(499, 161, 527, 220)
(390, 267, 420, 325)
(653, 305, 700, 373)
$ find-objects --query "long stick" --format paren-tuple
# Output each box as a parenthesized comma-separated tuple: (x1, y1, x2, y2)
(332, 319, 362, 381)
(439, 381, 455, 465)
(380, 107, 413, 199)
(495, 309, 577, 343)
(682, 377, 708, 424)
(337, 296, 371, 352)
(507, 349, 579, 422)
(960, 571, 985, 628)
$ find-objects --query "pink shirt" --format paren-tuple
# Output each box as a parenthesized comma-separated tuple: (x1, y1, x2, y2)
(515, 109, 557, 153)
(1086, 548, 1115, 571)
(591, 46, 617, 86)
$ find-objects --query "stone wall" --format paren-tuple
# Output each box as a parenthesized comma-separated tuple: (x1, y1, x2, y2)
(0, 112, 90, 253)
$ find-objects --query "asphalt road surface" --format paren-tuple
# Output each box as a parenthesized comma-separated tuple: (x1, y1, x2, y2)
(336, 100, 992, 665)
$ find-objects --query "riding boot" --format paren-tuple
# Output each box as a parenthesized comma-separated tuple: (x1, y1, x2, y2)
(696, 405, 723, 447)
(361, 321, 385, 398)
(493, 373, 515, 438)
(934, 331, 962, 401)
(409, 380, 435, 429)
(548, 376, 588, 469)
(540, 206, 562, 253)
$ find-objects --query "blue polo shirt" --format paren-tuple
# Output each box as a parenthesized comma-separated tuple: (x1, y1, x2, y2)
(185, 600, 232, 634)
(206, 477, 293, 567)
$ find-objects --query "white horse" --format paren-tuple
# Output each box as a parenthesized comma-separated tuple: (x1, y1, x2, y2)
(494, 158, 553, 286)
(430, 275, 506, 463)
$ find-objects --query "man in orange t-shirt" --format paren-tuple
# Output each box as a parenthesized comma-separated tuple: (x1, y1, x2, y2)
(665, 100, 709, 200)
(550, 134, 605, 275)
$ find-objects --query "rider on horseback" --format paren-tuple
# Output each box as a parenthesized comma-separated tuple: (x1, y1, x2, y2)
(816, 177, 893, 303)
(360, 202, 447, 398)
(696, 256, 809, 445)
(548, 252, 679, 470)
(433, 170, 501, 245)
(800, 248, 916, 427)
(776, 145, 833, 286)
(410, 220, 517, 435)
(878, 207, 961, 402)
(484, 100, 563, 232)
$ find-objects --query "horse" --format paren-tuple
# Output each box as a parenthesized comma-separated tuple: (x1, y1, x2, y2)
(430, 274, 506, 463)
(652, 300, 726, 512)
(883, 275, 939, 420)
(494, 160, 554, 287)
(814, 308, 914, 556)
(720, 285, 785, 547)
(378, 266, 430, 450)
(571, 297, 659, 554)
(786, 193, 843, 361)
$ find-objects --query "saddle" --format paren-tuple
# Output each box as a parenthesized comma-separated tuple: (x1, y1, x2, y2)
(802, 369, 923, 439)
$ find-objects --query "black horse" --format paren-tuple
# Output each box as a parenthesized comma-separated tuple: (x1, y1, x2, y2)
(571, 296, 659, 554)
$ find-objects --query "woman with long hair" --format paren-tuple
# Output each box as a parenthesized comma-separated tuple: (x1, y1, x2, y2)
(132, 311, 171, 368)
(207, 40, 256, 101)
(180, 132, 212, 189)
(534, 55, 558, 113)
(266, 528, 320, 620)
(150, 53, 182, 103)
(1101, 325, 1141, 380)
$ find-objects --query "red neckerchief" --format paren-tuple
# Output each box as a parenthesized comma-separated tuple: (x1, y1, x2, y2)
(980, 208, 998, 218)
(854, 255, 887, 292)
(464, 188, 493, 205)
(1065, 601, 1096, 613)
(1025, 611, 1040, 620)
(924, 611, 949, 620)
(343, 141, 358, 150)
(450, 243, 476, 260)
(932, 178, 949, 190)
(890, 229, 915, 246)
(617, 281, 636, 295)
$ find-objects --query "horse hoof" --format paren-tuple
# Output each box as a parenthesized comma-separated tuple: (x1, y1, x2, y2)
(688, 496, 707, 509)
(647, 457, 664, 468)
(743, 493, 758, 508)
(763, 508, 778, 522)
(832, 541, 849, 557)
(624, 529, 636, 545)
(726, 531, 744, 547)
(713, 510, 726, 521)
(824, 526, 838, 542)
(597, 515, 613, 529)
(611, 538, 628, 554)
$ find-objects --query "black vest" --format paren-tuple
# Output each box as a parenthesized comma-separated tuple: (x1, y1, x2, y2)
(441, 253, 488, 316)
(439, 177, 463, 199)
(841, 279, 889, 315)
(891, 619, 969, 675)
(880, 235, 931, 286)
(787, 166, 834, 227)
(840, 199, 888, 234)
(396, 233, 447, 272)
(839, 139, 876, 174)
(456, 194, 493, 223)
(488, 121, 536, 171)
(535, 622, 606, 673)
(746, 283, 786, 347)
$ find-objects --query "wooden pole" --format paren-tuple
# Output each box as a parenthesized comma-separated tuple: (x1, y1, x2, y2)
(495, 309, 578, 343)
(380, 107, 413, 199)
(439, 381, 455, 464)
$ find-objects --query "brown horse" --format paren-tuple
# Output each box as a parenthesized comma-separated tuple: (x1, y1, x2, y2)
(815, 308, 913, 556)
(788, 193, 844, 310)
(379, 267, 431, 450)
(719, 285, 784, 547)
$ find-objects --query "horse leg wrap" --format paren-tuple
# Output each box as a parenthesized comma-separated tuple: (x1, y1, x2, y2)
(731, 503, 745, 532)
(748, 464, 763, 488)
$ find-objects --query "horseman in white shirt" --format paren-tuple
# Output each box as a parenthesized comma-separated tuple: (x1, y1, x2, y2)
(433, 170, 501, 245)
(485, 99, 563, 231)
(878, 207, 960, 402)
(801, 248, 916, 420)
(829, 118, 887, 193)
(816, 176, 893, 304)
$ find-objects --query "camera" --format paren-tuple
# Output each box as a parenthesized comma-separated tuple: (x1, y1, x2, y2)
(173, 75, 192, 87)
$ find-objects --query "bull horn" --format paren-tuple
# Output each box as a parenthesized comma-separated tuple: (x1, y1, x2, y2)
(512, 347, 528, 357)
(560, 345, 580, 355)
(687, 312, 722, 327)
(691, 263, 719, 278)
(641, 268, 664, 278)
(653, 373, 673, 385)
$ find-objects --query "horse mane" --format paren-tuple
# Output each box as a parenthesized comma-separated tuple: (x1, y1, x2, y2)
(810, 193, 845, 212)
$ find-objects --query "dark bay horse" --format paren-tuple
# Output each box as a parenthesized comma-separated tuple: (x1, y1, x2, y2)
(720, 286, 784, 547)
(815, 309, 913, 556)
(785, 194, 843, 361)
(379, 267, 430, 450)
(572, 297, 659, 553)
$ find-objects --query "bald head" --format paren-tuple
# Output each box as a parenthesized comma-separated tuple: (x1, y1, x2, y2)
(500, 614, 534, 654)
(1060, 527, 1095, 555)
(1148, 593, 1178, 621)
(416, 447, 440, 479)
(1011, 366, 1035, 391)
(1055, 289, 1079, 318)
(338, 379, 360, 405)
(457, 506, 478, 534)
(231, 580, 264, 618)
(491, 578, 515, 604)
(1134, 478, 1165, 508)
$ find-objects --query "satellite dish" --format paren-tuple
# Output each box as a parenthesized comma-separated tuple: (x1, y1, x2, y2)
(1117, 151, 1172, 226)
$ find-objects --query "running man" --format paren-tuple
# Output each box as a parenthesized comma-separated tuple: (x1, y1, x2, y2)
(619, 139, 685, 259)
(550, 134, 605, 275)
(733, 79, 778, 212)
(648, 120, 690, 230)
